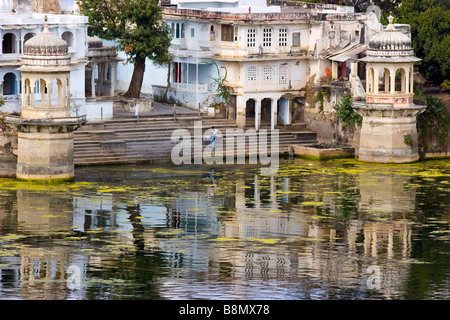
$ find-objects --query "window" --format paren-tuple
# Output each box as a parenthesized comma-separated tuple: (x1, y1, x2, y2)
(279, 28, 287, 47)
(191, 28, 195, 37)
(292, 32, 300, 47)
(210, 25, 215, 41)
(221, 25, 234, 42)
(181, 23, 185, 38)
(278, 66, 288, 84)
(174, 23, 185, 39)
(247, 67, 257, 82)
(263, 28, 272, 47)
(62, 31, 74, 47)
(263, 67, 273, 80)
(247, 28, 256, 47)
(2, 33, 16, 54)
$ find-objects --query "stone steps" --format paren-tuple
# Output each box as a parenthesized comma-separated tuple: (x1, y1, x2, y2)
(73, 115, 317, 165)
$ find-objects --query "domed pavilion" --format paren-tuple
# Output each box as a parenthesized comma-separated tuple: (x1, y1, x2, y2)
(5, 16, 86, 181)
(353, 15, 426, 163)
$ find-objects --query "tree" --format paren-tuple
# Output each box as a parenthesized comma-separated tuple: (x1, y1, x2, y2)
(81, 0, 172, 98)
(397, 0, 450, 86)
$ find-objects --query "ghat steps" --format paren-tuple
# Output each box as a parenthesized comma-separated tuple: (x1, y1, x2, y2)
(73, 115, 317, 166)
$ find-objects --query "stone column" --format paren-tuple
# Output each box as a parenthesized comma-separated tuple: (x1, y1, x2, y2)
(270, 98, 276, 130)
(98, 63, 104, 96)
(332, 61, 338, 80)
(255, 98, 261, 131)
(66, 77, 70, 107)
(390, 68, 395, 94)
(30, 80, 35, 107)
(410, 68, 414, 95)
(91, 63, 96, 98)
(40, 79, 45, 105)
(236, 95, 246, 129)
(110, 62, 117, 96)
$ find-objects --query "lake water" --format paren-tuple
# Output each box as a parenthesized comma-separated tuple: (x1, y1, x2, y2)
(0, 158, 448, 300)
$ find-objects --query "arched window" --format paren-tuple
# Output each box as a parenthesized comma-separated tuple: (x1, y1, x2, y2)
(62, 31, 74, 47)
(24, 33, 36, 42)
(262, 67, 273, 80)
(247, 67, 257, 82)
(2, 33, 16, 53)
(278, 65, 288, 84)
(2, 72, 17, 95)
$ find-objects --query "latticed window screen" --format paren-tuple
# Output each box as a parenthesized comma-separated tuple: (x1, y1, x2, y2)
(247, 67, 257, 81)
(263, 28, 272, 47)
(279, 28, 287, 47)
(247, 28, 256, 47)
(278, 66, 288, 84)
(263, 67, 273, 80)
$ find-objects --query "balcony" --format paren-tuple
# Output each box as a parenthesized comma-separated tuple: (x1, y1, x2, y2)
(170, 82, 208, 93)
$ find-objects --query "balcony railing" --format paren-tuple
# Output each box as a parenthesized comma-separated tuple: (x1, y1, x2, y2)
(170, 82, 208, 93)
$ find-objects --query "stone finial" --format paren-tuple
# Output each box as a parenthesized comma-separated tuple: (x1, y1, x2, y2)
(385, 13, 396, 31)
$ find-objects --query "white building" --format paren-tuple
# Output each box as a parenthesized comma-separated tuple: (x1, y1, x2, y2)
(0, 0, 113, 121)
(152, 0, 383, 131)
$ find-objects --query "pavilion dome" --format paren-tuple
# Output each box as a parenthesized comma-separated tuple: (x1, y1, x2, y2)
(18, 16, 72, 72)
(87, 36, 103, 49)
(23, 16, 68, 56)
(360, 15, 420, 62)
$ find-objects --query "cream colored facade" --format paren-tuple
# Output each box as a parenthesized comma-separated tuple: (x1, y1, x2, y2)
(157, 0, 382, 131)
(5, 16, 86, 181)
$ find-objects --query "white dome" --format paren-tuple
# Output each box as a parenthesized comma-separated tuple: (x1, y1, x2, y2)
(360, 15, 420, 63)
(24, 17, 68, 56)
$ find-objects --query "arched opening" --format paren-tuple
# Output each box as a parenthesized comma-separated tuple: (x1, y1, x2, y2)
(24, 33, 36, 42)
(56, 79, 64, 106)
(246, 99, 256, 128)
(33, 79, 47, 106)
(2, 33, 16, 54)
(379, 68, 391, 93)
(367, 67, 374, 93)
(61, 31, 74, 47)
(395, 68, 406, 93)
(261, 98, 272, 127)
(277, 97, 290, 125)
(2, 72, 17, 95)
(23, 78, 31, 106)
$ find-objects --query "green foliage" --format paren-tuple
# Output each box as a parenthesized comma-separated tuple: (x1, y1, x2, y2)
(335, 93, 362, 127)
(403, 135, 412, 145)
(210, 63, 231, 106)
(81, 0, 172, 65)
(417, 95, 450, 155)
(315, 91, 325, 111)
(441, 79, 450, 92)
(397, 0, 450, 86)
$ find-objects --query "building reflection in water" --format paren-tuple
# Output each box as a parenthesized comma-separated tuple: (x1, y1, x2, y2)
(160, 166, 416, 299)
(0, 162, 427, 299)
